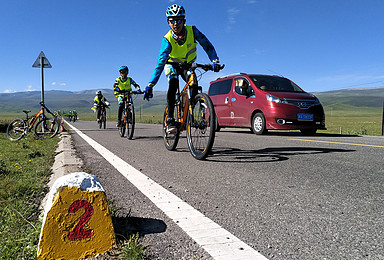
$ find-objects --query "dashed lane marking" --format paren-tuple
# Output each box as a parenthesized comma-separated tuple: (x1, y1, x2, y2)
(66, 122, 268, 260)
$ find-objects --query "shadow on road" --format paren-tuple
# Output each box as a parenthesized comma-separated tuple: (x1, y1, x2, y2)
(208, 146, 355, 163)
(113, 216, 167, 241)
(218, 129, 361, 138)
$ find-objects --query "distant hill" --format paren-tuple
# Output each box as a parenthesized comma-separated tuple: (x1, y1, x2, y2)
(0, 89, 168, 114)
(313, 86, 384, 107)
(0, 86, 383, 114)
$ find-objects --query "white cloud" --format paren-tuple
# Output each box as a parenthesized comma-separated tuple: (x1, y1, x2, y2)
(25, 85, 36, 92)
(3, 89, 16, 93)
(227, 8, 240, 31)
(52, 82, 67, 87)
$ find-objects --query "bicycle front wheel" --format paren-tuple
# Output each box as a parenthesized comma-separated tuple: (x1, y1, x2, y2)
(98, 115, 103, 129)
(186, 93, 216, 160)
(34, 117, 59, 140)
(119, 113, 126, 137)
(6, 118, 26, 141)
(126, 106, 135, 140)
(103, 111, 106, 129)
(163, 106, 180, 151)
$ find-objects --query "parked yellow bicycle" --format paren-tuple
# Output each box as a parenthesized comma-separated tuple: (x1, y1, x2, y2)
(6, 102, 60, 141)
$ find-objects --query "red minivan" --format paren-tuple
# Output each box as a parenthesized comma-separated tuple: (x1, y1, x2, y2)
(208, 73, 326, 135)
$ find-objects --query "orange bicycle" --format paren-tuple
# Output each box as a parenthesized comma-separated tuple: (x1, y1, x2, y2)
(6, 102, 60, 141)
(163, 61, 224, 160)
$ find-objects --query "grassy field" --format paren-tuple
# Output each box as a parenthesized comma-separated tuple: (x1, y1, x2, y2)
(2, 104, 383, 136)
(0, 133, 59, 259)
(320, 105, 383, 135)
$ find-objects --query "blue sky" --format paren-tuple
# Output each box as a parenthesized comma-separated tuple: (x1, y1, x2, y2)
(1, 0, 383, 94)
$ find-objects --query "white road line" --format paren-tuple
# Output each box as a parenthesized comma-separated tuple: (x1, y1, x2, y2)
(66, 122, 268, 260)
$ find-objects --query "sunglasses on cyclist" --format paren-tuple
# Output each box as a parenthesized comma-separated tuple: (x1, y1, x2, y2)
(168, 18, 184, 25)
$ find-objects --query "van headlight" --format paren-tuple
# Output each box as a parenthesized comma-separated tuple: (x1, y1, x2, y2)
(266, 94, 281, 103)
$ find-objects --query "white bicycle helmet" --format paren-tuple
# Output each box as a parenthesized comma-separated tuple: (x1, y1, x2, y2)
(166, 4, 185, 18)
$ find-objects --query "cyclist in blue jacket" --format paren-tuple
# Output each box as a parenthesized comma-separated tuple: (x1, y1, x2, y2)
(144, 4, 221, 128)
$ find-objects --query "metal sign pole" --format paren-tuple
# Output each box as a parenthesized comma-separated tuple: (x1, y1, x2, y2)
(32, 51, 52, 105)
(40, 56, 44, 104)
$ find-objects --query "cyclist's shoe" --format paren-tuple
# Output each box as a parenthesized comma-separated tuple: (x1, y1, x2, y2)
(166, 117, 177, 134)
(117, 121, 122, 127)
(166, 117, 175, 126)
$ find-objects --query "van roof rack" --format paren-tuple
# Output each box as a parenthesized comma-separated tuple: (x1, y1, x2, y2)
(216, 73, 247, 80)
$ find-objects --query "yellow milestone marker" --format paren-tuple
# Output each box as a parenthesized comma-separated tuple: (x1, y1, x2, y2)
(38, 172, 115, 259)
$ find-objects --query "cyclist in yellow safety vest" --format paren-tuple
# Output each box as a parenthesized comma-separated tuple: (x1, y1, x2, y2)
(113, 65, 141, 127)
(92, 90, 109, 122)
(144, 4, 221, 129)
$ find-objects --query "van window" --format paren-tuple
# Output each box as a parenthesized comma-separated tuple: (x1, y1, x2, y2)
(234, 78, 251, 96)
(209, 79, 232, 96)
(250, 76, 304, 93)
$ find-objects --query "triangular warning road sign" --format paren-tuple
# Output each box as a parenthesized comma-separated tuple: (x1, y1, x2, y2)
(32, 51, 52, 68)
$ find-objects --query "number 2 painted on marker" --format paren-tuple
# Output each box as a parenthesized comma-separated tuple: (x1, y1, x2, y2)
(67, 200, 94, 240)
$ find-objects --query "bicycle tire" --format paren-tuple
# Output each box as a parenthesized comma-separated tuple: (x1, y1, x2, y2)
(119, 111, 126, 137)
(6, 118, 26, 141)
(103, 111, 106, 129)
(126, 106, 135, 140)
(34, 117, 60, 140)
(186, 93, 216, 160)
(162, 106, 180, 151)
(98, 115, 102, 129)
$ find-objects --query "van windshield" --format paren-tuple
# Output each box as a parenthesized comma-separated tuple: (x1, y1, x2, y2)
(250, 76, 305, 93)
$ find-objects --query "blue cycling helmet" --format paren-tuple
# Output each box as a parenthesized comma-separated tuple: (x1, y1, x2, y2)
(119, 65, 129, 74)
(166, 4, 185, 18)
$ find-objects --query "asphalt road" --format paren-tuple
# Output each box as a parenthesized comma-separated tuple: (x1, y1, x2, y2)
(68, 120, 384, 260)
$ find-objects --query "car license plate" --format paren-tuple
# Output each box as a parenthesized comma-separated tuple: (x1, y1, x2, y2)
(298, 113, 313, 121)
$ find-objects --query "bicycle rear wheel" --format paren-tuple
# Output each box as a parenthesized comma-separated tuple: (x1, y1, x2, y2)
(34, 117, 59, 140)
(6, 118, 26, 141)
(126, 106, 135, 140)
(186, 93, 216, 160)
(163, 106, 180, 151)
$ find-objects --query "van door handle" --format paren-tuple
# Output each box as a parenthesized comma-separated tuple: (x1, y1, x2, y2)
(225, 97, 229, 104)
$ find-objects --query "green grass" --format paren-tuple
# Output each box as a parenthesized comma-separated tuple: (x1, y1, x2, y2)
(320, 105, 383, 135)
(0, 133, 59, 259)
(120, 233, 148, 260)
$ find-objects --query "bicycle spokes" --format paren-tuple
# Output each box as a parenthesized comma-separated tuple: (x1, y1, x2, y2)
(186, 93, 215, 160)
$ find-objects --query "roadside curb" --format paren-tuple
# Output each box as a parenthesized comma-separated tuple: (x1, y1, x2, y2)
(41, 132, 84, 210)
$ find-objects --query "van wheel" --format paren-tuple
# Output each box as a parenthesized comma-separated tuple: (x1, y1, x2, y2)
(300, 129, 317, 136)
(251, 113, 267, 135)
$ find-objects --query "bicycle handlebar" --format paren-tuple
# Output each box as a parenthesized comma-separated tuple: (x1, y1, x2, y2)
(118, 89, 144, 95)
(166, 61, 225, 72)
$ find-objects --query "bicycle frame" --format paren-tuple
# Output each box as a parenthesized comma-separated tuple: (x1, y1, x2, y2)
(25, 109, 44, 132)
(26, 103, 56, 130)
(174, 69, 198, 131)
